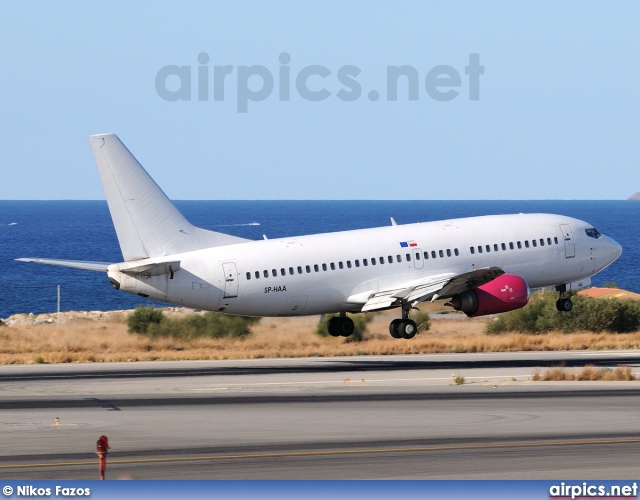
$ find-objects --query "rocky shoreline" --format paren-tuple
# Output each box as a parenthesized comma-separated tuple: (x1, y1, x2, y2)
(0, 307, 193, 328)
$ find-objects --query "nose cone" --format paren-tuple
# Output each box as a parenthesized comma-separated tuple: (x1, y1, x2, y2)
(610, 236, 622, 261)
(604, 235, 623, 266)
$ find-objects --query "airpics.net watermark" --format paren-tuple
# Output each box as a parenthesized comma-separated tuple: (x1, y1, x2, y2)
(155, 52, 484, 112)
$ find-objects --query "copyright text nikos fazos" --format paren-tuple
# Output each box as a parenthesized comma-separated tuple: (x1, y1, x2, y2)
(3, 485, 90, 497)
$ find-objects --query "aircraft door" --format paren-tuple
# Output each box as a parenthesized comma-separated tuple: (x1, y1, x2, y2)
(413, 248, 424, 269)
(222, 262, 239, 298)
(559, 224, 575, 258)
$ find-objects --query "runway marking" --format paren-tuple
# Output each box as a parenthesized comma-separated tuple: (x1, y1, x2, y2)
(190, 374, 533, 390)
(3, 437, 640, 469)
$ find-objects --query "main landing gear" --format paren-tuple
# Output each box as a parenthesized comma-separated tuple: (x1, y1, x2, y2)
(555, 285, 573, 312)
(327, 313, 355, 337)
(389, 304, 417, 340)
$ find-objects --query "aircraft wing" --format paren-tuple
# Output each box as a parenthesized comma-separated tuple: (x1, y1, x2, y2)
(15, 258, 111, 272)
(360, 267, 505, 312)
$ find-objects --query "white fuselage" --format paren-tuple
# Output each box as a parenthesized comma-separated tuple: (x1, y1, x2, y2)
(107, 213, 622, 317)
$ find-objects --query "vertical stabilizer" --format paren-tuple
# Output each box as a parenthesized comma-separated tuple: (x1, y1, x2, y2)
(89, 133, 249, 261)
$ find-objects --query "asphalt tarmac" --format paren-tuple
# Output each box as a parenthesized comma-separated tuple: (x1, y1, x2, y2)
(1, 352, 639, 479)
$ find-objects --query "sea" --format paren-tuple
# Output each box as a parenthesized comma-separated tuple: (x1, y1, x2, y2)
(1, 200, 638, 319)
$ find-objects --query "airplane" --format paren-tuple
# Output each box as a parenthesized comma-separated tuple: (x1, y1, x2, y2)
(18, 134, 623, 339)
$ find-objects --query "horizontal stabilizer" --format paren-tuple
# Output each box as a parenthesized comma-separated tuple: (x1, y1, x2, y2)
(15, 258, 111, 272)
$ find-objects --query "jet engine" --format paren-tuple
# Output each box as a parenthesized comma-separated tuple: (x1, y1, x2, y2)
(446, 274, 530, 317)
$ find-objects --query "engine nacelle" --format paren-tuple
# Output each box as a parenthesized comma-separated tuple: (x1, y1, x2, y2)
(447, 274, 530, 317)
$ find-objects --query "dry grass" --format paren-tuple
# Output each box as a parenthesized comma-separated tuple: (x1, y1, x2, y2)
(1, 308, 640, 364)
(532, 365, 636, 381)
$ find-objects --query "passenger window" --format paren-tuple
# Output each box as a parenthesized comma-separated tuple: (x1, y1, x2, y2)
(289, 267, 294, 275)
(330, 263, 336, 270)
(501, 243, 506, 251)
(406, 254, 411, 261)
(540, 239, 544, 246)
(478, 246, 483, 254)
(532, 240, 537, 247)
(431, 251, 437, 259)
(446, 249, 451, 257)
(255, 271, 260, 279)
(396, 255, 402, 263)
(388, 256, 393, 263)
(454, 248, 459, 256)
(246, 272, 251, 280)
(264, 270, 269, 278)
(322, 263, 327, 271)
(547, 238, 552, 245)
(314, 264, 319, 272)
(347, 261, 352, 268)
(439, 250, 444, 258)
(525, 241, 530, 248)
(424, 251, 429, 260)
(380, 257, 385, 264)
(485, 245, 491, 253)
(470, 247, 475, 255)
(355, 260, 360, 267)
(494, 244, 498, 252)
(272, 269, 277, 277)
(363, 259, 368, 266)
(509, 242, 514, 250)
(281, 268, 286, 276)
(339, 262, 344, 269)
(371, 259, 376, 266)
(306, 265, 311, 273)
(297, 266, 303, 274)
(554, 237, 559, 244)
(415, 253, 420, 261)
(517, 242, 522, 249)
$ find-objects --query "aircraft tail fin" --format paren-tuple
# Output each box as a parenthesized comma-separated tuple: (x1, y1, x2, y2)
(89, 134, 250, 261)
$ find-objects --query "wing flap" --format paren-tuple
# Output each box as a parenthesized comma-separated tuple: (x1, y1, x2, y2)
(360, 267, 505, 312)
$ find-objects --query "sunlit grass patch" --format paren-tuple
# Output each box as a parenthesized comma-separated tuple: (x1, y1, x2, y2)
(532, 365, 636, 381)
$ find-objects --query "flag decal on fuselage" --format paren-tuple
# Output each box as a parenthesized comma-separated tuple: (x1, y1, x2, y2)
(400, 241, 418, 248)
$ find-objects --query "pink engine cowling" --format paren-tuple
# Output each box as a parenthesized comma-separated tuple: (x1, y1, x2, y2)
(446, 274, 530, 317)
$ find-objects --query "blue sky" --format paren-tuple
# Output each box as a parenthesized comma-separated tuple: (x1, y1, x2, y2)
(1, 1, 638, 200)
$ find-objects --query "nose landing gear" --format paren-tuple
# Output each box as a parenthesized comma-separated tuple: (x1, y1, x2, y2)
(555, 285, 573, 312)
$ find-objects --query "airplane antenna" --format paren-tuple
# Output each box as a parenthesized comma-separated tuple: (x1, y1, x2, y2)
(390, 217, 398, 226)
(263, 234, 268, 240)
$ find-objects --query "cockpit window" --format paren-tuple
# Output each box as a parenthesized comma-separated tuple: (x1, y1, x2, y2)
(585, 228, 601, 239)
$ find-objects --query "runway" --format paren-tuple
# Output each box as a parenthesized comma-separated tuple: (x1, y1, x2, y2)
(1, 352, 639, 479)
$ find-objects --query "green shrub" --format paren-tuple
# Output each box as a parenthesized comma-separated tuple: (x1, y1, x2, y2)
(127, 306, 165, 333)
(486, 291, 640, 334)
(316, 313, 372, 341)
(142, 312, 259, 340)
(411, 309, 431, 333)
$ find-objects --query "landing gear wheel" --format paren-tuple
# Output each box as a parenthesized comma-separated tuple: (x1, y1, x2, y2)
(389, 319, 402, 339)
(327, 316, 355, 337)
(398, 319, 418, 340)
(556, 298, 573, 312)
(327, 317, 342, 337)
(339, 317, 355, 337)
